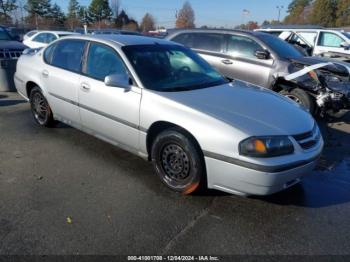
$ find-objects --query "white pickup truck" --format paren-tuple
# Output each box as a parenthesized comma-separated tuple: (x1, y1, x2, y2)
(256, 27, 350, 58)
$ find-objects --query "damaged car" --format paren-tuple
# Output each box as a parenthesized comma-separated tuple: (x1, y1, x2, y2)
(167, 29, 350, 116)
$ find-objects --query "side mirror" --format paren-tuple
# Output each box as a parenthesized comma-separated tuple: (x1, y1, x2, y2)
(340, 42, 350, 50)
(255, 50, 270, 60)
(104, 73, 130, 88)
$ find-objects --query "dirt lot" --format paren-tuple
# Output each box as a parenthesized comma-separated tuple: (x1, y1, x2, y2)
(1, 92, 350, 256)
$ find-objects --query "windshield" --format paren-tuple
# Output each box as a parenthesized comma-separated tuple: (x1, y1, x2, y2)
(123, 44, 227, 91)
(258, 34, 304, 59)
(341, 32, 350, 40)
(0, 28, 12, 40)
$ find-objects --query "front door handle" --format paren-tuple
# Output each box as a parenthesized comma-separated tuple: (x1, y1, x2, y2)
(81, 82, 90, 91)
(221, 59, 233, 65)
(42, 70, 49, 77)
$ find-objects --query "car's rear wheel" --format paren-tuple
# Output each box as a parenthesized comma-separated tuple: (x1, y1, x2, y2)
(29, 87, 55, 127)
(151, 128, 205, 195)
(280, 88, 316, 115)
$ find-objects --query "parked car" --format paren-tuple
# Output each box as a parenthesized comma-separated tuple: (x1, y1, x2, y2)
(0, 26, 27, 91)
(23, 30, 38, 41)
(14, 35, 323, 196)
(23, 31, 78, 48)
(256, 26, 350, 57)
(91, 29, 141, 36)
(167, 29, 350, 116)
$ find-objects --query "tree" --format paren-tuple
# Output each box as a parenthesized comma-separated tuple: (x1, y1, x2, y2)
(67, 0, 80, 29)
(0, 0, 17, 23)
(261, 20, 281, 27)
(67, 0, 79, 19)
(115, 9, 129, 28)
(175, 1, 195, 28)
(25, 0, 52, 18)
(336, 0, 350, 26)
(78, 6, 89, 25)
(123, 19, 138, 31)
(88, 0, 112, 26)
(50, 2, 65, 27)
(310, 0, 337, 27)
(25, 0, 53, 28)
(284, 0, 312, 24)
(140, 13, 155, 32)
(111, 0, 121, 19)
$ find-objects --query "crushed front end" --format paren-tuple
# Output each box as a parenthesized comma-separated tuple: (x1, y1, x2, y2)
(287, 60, 350, 116)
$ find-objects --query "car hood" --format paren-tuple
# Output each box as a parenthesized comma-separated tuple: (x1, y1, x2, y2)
(289, 56, 349, 76)
(155, 81, 314, 136)
(0, 40, 27, 50)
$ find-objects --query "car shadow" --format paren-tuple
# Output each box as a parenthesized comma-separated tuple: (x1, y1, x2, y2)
(0, 99, 26, 107)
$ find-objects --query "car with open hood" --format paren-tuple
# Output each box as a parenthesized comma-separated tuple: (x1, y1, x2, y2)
(167, 29, 350, 116)
(14, 35, 323, 196)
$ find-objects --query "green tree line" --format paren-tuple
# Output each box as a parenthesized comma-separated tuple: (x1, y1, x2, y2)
(0, 0, 153, 30)
(284, 0, 350, 27)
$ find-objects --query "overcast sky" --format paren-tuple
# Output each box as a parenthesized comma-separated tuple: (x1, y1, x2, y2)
(58, 0, 291, 28)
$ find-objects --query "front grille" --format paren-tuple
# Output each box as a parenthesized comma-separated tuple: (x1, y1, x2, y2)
(292, 124, 320, 150)
(0, 49, 23, 59)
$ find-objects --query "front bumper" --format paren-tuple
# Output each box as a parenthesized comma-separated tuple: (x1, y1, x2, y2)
(205, 155, 319, 196)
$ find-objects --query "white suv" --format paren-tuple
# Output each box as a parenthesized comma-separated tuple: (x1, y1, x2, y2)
(256, 27, 350, 57)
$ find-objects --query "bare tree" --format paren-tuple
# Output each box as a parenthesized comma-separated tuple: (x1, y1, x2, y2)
(111, 0, 120, 19)
(0, 0, 17, 24)
(175, 1, 195, 28)
(140, 13, 155, 32)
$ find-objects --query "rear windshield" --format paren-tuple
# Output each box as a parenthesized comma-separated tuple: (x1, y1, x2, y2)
(258, 33, 304, 59)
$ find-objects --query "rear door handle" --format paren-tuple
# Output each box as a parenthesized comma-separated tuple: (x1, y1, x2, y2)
(42, 70, 49, 77)
(221, 59, 233, 65)
(81, 82, 91, 91)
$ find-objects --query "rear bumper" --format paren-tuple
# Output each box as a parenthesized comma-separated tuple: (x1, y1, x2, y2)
(205, 153, 321, 196)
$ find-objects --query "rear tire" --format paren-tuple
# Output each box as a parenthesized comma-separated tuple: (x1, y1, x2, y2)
(280, 88, 316, 115)
(151, 128, 205, 195)
(29, 87, 56, 127)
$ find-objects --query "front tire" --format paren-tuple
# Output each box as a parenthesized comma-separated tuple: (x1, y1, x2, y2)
(29, 87, 55, 127)
(151, 128, 205, 195)
(280, 88, 316, 115)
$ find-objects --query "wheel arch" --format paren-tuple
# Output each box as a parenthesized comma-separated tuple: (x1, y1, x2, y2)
(146, 121, 205, 162)
(272, 77, 297, 93)
(26, 81, 40, 98)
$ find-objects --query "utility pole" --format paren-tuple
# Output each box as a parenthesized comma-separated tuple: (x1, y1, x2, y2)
(242, 9, 250, 29)
(277, 5, 284, 23)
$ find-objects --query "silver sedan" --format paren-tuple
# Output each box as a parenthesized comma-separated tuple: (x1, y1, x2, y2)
(14, 35, 323, 196)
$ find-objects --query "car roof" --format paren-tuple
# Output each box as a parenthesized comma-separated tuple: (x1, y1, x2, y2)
(63, 34, 178, 47)
(35, 31, 78, 35)
(259, 25, 324, 30)
(166, 28, 271, 39)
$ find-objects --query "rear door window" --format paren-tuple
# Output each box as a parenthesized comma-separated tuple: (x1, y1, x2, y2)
(33, 33, 47, 43)
(172, 33, 225, 53)
(171, 33, 194, 48)
(46, 33, 57, 43)
(227, 34, 264, 59)
(51, 40, 86, 73)
(191, 33, 225, 52)
(318, 32, 344, 47)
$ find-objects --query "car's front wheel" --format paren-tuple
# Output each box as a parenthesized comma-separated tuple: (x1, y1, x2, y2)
(280, 88, 316, 115)
(151, 128, 205, 195)
(29, 87, 55, 127)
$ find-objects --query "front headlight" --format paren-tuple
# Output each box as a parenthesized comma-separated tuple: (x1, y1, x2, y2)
(239, 136, 294, 158)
